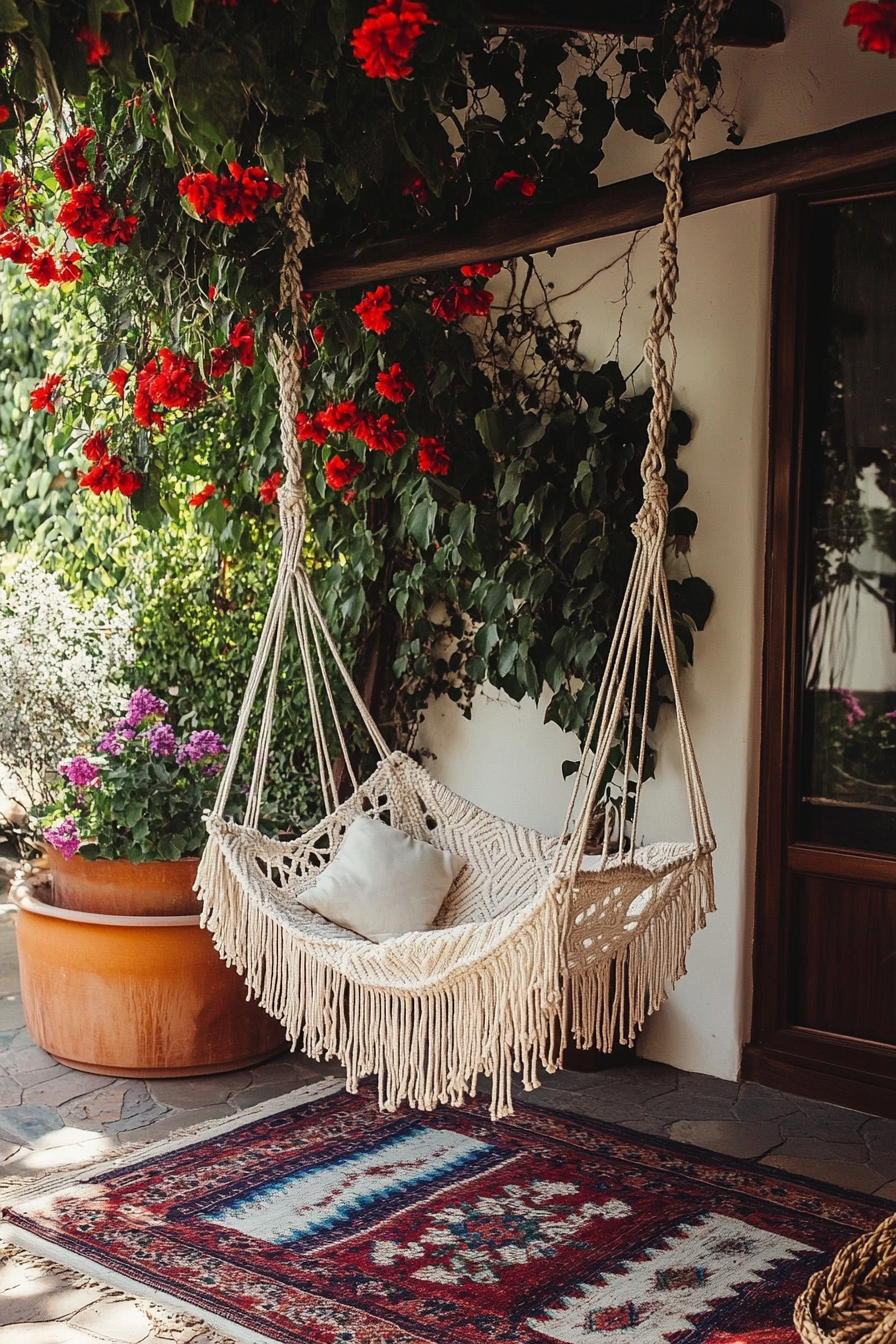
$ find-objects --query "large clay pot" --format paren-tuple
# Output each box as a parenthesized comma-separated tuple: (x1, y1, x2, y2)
(14, 892, 286, 1077)
(46, 849, 200, 917)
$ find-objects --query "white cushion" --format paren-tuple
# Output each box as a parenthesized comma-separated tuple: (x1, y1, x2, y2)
(298, 815, 465, 943)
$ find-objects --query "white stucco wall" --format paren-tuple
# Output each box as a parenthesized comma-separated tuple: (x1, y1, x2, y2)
(418, 0, 896, 1081)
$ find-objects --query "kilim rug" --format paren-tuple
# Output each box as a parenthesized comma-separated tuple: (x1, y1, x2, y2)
(1, 1077, 891, 1344)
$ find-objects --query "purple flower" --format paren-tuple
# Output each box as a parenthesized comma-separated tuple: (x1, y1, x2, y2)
(833, 687, 866, 727)
(59, 756, 101, 788)
(886, 708, 896, 721)
(43, 817, 81, 860)
(147, 723, 177, 757)
(177, 730, 229, 766)
(97, 730, 124, 756)
(125, 687, 168, 728)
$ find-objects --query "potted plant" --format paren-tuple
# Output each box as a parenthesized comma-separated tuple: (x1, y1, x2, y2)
(41, 687, 228, 916)
(15, 688, 285, 1077)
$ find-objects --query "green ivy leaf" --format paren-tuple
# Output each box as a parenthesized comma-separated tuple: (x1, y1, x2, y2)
(0, 0, 27, 33)
(171, 0, 196, 26)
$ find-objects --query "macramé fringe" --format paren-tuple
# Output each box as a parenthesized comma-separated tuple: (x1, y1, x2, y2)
(197, 832, 567, 1121)
(565, 852, 715, 1053)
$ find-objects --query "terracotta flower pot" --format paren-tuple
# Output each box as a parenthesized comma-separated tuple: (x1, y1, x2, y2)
(14, 892, 287, 1077)
(46, 848, 201, 917)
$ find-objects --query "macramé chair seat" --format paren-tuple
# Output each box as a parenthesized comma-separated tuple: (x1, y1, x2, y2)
(196, 0, 725, 1121)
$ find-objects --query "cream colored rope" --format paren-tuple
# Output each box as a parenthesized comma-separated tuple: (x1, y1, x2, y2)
(556, 0, 726, 879)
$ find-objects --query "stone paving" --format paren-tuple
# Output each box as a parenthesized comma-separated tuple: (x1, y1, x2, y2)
(0, 895, 892, 1340)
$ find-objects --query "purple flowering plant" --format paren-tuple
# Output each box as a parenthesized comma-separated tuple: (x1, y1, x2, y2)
(42, 688, 229, 863)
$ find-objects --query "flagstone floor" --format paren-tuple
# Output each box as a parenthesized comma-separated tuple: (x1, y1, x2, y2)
(0, 894, 892, 1341)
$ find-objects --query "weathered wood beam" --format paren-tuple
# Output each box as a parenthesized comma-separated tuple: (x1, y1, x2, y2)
(303, 111, 896, 292)
(486, 0, 785, 47)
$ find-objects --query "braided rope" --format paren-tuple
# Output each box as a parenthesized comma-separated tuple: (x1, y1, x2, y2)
(795, 1210, 896, 1344)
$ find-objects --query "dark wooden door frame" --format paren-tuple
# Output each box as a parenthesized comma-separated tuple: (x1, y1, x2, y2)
(742, 180, 896, 1118)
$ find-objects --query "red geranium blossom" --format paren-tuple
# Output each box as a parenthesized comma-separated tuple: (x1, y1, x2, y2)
(56, 250, 83, 283)
(295, 411, 328, 444)
(418, 436, 450, 475)
(82, 430, 110, 462)
(354, 285, 393, 334)
(461, 261, 502, 278)
(350, 0, 433, 80)
(0, 171, 22, 213)
(495, 170, 537, 196)
(133, 359, 165, 431)
(324, 454, 364, 491)
(376, 362, 415, 403)
(845, 1, 896, 52)
(31, 373, 63, 413)
(259, 470, 282, 504)
(431, 283, 494, 322)
(207, 346, 236, 379)
(108, 366, 129, 398)
(319, 401, 359, 434)
(147, 348, 207, 412)
(178, 163, 281, 226)
(357, 413, 406, 455)
(75, 25, 111, 66)
(26, 249, 59, 287)
(0, 229, 33, 264)
(189, 483, 216, 507)
(229, 317, 255, 367)
(57, 183, 137, 248)
(402, 167, 428, 206)
(0, 107, 10, 125)
(51, 128, 98, 191)
(79, 454, 141, 496)
(312, 325, 326, 344)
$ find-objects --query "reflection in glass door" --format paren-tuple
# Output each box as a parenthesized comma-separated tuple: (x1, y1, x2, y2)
(802, 194, 896, 856)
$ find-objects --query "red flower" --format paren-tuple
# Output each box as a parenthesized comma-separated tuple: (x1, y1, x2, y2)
(56, 250, 83, 283)
(25, 249, 58, 287)
(0, 107, 10, 125)
(354, 284, 393, 334)
(342, 489, 357, 505)
(461, 261, 502, 278)
(297, 342, 314, 368)
(207, 346, 236, 379)
(356, 413, 406, 455)
(147, 348, 207, 412)
(495, 170, 537, 196)
(324, 453, 364, 491)
(295, 411, 328, 444)
(108, 366, 129, 398)
(31, 373, 63, 413)
(312, 325, 326, 344)
(0, 229, 33, 264)
(79, 454, 141, 497)
(259, 470, 282, 504)
(402, 167, 428, 206)
(300, 290, 315, 309)
(229, 317, 255, 367)
(319, 401, 359, 434)
(208, 285, 217, 300)
(82, 429, 110, 462)
(845, 1, 896, 53)
(0, 170, 22, 213)
(51, 128, 98, 191)
(189, 483, 216, 507)
(177, 163, 281, 226)
(133, 359, 165, 431)
(376, 362, 415, 403)
(350, 0, 433, 80)
(57, 183, 136, 249)
(418, 436, 450, 475)
(75, 25, 111, 66)
(431, 284, 493, 322)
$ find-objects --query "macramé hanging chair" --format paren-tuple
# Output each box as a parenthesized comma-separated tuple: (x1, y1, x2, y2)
(196, 0, 726, 1120)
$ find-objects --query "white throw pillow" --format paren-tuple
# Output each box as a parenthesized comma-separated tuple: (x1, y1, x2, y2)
(298, 815, 465, 943)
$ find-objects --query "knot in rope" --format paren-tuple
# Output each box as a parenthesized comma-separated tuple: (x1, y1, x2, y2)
(632, 478, 669, 543)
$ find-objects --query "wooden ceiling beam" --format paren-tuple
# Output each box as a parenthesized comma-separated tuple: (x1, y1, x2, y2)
(485, 0, 785, 46)
(302, 111, 896, 292)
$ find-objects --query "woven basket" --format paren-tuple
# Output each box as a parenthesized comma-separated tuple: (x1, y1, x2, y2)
(794, 1210, 896, 1344)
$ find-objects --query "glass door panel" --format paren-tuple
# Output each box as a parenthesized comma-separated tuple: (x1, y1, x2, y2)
(801, 194, 896, 855)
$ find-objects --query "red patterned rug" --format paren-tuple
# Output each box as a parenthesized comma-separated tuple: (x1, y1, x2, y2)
(0, 1078, 890, 1344)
